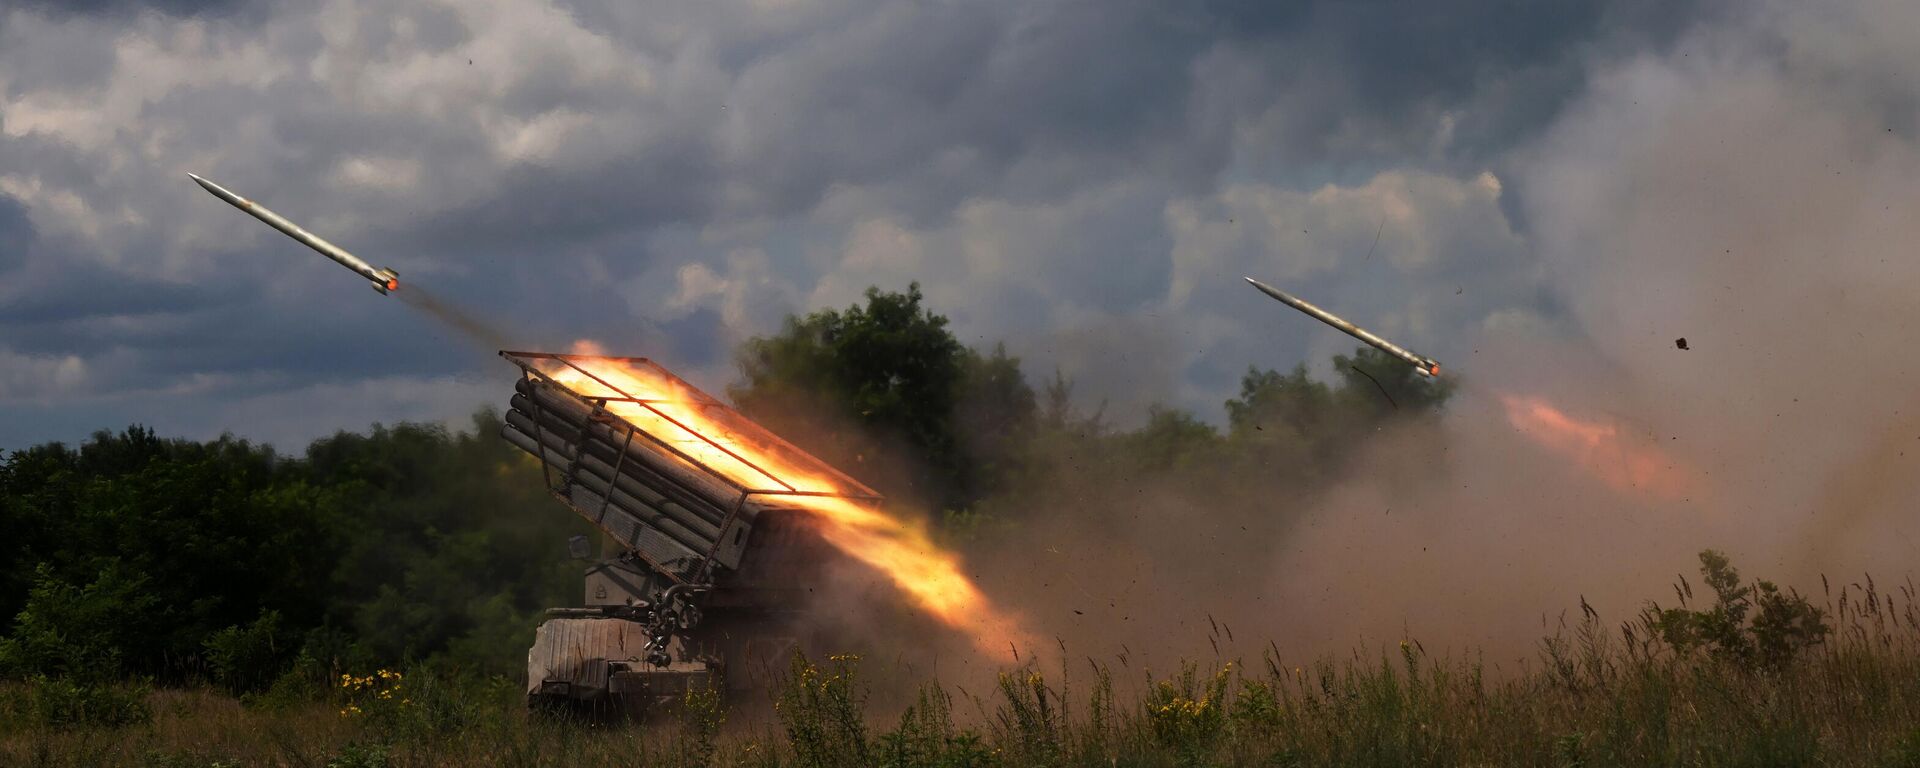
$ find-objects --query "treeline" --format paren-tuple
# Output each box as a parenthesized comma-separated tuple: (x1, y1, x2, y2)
(0, 283, 1451, 705)
(729, 283, 1453, 515)
(0, 414, 588, 699)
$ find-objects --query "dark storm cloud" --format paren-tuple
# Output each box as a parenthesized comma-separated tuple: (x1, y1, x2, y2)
(0, 0, 1714, 446)
(1193, 0, 1713, 178)
(0, 193, 31, 274)
(12, 0, 254, 20)
(0, 264, 217, 326)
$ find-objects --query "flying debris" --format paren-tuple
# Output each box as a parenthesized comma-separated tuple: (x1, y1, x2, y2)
(1244, 276, 1441, 377)
(187, 173, 400, 294)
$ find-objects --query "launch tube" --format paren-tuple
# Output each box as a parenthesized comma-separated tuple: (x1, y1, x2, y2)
(506, 394, 729, 528)
(502, 408, 724, 543)
(501, 423, 719, 571)
(514, 378, 765, 513)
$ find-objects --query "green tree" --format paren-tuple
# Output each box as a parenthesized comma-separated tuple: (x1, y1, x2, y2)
(0, 412, 587, 686)
(1331, 346, 1456, 415)
(1224, 346, 1454, 477)
(1642, 549, 1830, 671)
(731, 284, 1035, 512)
(0, 562, 155, 681)
(954, 344, 1039, 506)
(1119, 406, 1221, 474)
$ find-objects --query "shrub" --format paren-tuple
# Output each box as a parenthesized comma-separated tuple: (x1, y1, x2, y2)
(205, 610, 291, 696)
(777, 653, 870, 768)
(325, 741, 392, 768)
(994, 667, 1062, 765)
(1642, 550, 1829, 671)
(676, 681, 725, 768)
(876, 682, 992, 768)
(0, 563, 154, 681)
(4, 675, 152, 729)
(1144, 662, 1232, 766)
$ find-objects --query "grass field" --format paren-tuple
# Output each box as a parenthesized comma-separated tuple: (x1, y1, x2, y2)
(4, 556, 1918, 767)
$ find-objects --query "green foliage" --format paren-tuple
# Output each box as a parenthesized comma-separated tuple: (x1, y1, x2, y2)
(4, 562, 1920, 766)
(731, 284, 1036, 511)
(993, 667, 1062, 766)
(2, 675, 152, 729)
(0, 565, 158, 730)
(203, 610, 290, 696)
(1226, 346, 1452, 473)
(1144, 662, 1232, 766)
(776, 653, 871, 768)
(0, 563, 154, 681)
(324, 741, 392, 768)
(876, 683, 991, 768)
(677, 682, 725, 768)
(333, 665, 511, 741)
(1332, 346, 1456, 415)
(247, 648, 331, 711)
(0, 411, 587, 691)
(1120, 406, 1222, 473)
(1642, 550, 1831, 671)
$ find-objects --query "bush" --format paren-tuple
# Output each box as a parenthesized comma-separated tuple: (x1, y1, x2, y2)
(994, 667, 1063, 765)
(325, 741, 392, 768)
(876, 683, 992, 768)
(205, 610, 291, 696)
(777, 653, 871, 768)
(1144, 663, 1231, 766)
(1642, 550, 1830, 671)
(0, 563, 154, 681)
(2, 675, 152, 729)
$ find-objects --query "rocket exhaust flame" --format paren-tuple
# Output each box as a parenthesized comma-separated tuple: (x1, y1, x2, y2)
(1498, 393, 1701, 502)
(538, 343, 1032, 658)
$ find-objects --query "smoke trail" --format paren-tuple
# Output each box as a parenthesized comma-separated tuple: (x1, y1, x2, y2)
(397, 284, 518, 352)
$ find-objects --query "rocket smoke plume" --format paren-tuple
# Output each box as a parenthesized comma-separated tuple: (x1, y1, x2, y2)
(397, 284, 517, 353)
(944, 0, 1920, 673)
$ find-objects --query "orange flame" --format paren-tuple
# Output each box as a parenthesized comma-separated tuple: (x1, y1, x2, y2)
(544, 342, 1031, 658)
(1498, 393, 1700, 502)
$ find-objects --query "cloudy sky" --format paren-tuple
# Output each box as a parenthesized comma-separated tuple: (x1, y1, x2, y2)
(1, 0, 1908, 454)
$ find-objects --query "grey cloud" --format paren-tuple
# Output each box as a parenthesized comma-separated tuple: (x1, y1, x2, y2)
(0, 193, 30, 273)
(0, 0, 1715, 447)
(1198, 0, 1712, 183)
(10, 0, 252, 20)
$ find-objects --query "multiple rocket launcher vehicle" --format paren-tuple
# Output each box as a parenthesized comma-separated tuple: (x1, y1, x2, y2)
(187, 173, 1444, 714)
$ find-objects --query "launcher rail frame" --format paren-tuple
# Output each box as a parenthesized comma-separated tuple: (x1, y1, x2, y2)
(500, 350, 885, 588)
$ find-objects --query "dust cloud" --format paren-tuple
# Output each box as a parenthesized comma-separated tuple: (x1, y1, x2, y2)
(932, 0, 1920, 675)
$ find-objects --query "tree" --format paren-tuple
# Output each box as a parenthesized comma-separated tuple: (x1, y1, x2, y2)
(1225, 347, 1454, 470)
(1641, 550, 1830, 671)
(954, 344, 1039, 507)
(731, 284, 1035, 511)
(1330, 346, 1455, 415)
(0, 413, 588, 685)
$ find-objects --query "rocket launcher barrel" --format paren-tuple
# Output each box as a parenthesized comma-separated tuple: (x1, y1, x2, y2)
(1245, 276, 1441, 377)
(187, 173, 400, 294)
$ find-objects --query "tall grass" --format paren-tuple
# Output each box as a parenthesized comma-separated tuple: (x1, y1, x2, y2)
(3, 561, 1917, 767)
